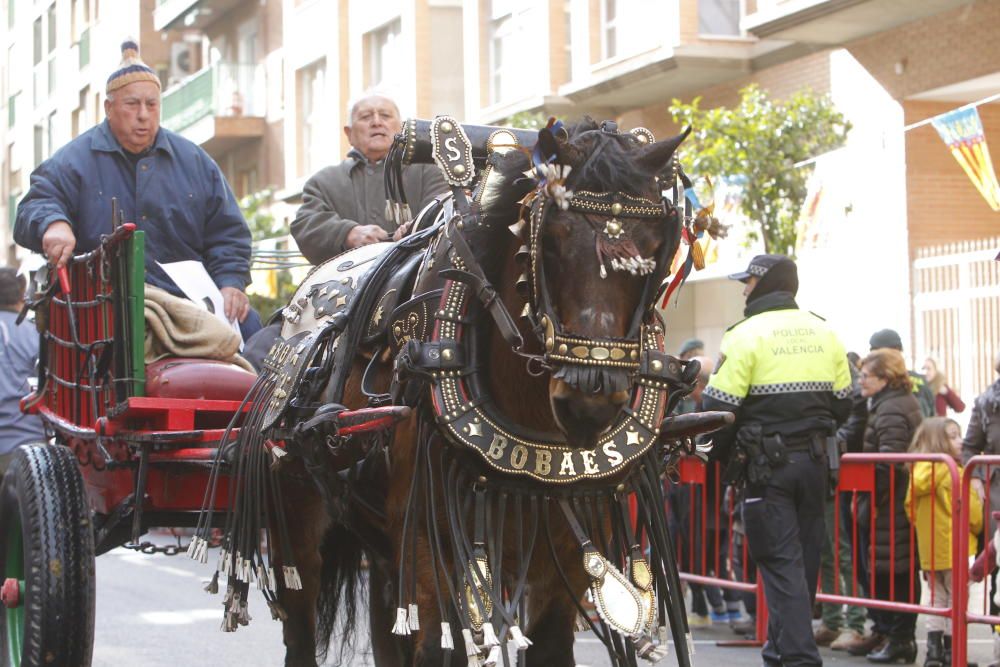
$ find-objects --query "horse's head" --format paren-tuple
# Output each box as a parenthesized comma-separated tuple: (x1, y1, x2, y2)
(507, 120, 689, 447)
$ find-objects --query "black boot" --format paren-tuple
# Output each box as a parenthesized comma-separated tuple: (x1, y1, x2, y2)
(868, 638, 918, 664)
(924, 632, 944, 667)
(942, 635, 951, 666)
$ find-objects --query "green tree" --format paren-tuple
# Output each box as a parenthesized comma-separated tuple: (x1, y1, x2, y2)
(239, 189, 298, 318)
(669, 85, 851, 256)
(504, 110, 548, 130)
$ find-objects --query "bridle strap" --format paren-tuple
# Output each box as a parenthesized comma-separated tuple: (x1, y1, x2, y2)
(441, 219, 525, 351)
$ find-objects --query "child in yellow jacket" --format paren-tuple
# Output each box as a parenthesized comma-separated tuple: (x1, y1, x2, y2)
(905, 417, 983, 667)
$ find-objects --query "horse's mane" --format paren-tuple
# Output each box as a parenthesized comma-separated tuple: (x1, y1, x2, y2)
(496, 117, 657, 196)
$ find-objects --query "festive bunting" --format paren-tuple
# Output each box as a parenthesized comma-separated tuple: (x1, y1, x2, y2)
(931, 107, 1000, 212)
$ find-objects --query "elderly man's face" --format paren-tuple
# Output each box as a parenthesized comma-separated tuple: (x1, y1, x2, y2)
(105, 81, 161, 153)
(344, 96, 401, 162)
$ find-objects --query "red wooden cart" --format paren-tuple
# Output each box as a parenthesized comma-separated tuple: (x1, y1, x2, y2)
(0, 223, 256, 667)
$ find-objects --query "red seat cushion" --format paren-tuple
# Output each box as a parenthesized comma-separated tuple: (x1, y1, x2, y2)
(145, 358, 257, 401)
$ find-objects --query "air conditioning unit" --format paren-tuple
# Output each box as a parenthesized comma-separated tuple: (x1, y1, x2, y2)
(169, 42, 198, 84)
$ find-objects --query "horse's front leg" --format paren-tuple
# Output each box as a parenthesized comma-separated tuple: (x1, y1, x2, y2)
(524, 524, 590, 667)
(276, 471, 329, 667)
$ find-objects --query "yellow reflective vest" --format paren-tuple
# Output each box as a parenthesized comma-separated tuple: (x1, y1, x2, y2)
(703, 304, 852, 460)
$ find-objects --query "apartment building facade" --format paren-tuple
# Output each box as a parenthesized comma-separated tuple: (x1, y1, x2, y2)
(2, 0, 996, 406)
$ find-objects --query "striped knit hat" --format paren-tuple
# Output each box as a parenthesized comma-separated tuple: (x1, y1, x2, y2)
(106, 40, 161, 94)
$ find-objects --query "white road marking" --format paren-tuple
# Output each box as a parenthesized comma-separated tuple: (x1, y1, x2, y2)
(138, 609, 220, 625)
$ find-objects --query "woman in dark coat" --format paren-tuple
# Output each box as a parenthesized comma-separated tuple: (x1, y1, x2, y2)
(859, 348, 924, 664)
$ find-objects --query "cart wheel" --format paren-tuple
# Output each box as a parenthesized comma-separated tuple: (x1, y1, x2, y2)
(0, 444, 95, 667)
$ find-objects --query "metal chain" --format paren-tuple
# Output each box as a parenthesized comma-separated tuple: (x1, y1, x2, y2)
(122, 540, 188, 556)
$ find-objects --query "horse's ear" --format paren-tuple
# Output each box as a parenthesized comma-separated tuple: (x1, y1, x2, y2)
(635, 126, 691, 174)
(536, 120, 585, 168)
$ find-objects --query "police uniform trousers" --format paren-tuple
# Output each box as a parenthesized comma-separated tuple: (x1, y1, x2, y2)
(742, 448, 826, 667)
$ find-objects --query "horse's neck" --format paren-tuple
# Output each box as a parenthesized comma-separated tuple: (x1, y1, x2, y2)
(485, 236, 555, 432)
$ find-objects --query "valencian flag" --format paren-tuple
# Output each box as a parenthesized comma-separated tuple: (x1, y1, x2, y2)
(931, 107, 1000, 211)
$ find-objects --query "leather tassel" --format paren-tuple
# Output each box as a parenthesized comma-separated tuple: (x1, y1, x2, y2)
(268, 600, 288, 622)
(392, 607, 411, 636)
(462, 628, 481, 666)
(481, 622, 499, 647)
(282, 566, 302, 590)
(408, 603, 420, 631)
(484, 645, 502, 667)
(441, 622, 455, 650)
(203, 571, 219, 594)
(509, 625, 533, 650)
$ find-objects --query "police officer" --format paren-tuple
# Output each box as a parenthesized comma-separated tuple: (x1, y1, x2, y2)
(702, 254, 852, 667)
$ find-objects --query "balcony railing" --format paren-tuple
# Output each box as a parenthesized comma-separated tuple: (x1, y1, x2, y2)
(161, 62, 265, 133)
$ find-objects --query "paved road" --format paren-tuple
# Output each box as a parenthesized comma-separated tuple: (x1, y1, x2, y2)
(93, 539, 999, 666)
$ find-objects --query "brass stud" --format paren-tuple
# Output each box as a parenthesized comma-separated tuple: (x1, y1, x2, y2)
(545, 337, 554, 352)
(651, 359, 663, 372)
(442, 349, 453, 361)
(478, 476, 487, 484)
(611, 202, 623, 216)
(453, 164, 466, 176)
(558, 343, 568, 355)
(630, 350, 639, 360)
(440, 120, 454, 134)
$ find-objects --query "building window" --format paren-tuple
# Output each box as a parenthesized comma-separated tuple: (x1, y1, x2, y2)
(488, 0, 531, 105)
(602, 0, 618, 59)
(33, 123, 43, 168)
(72, 87, 87, 137)
(46, 3, 56, 53)
(599, 0, 661, 61)
(47, 111, 56, 158)
(297, 59, 326, 177)
(698, 0, 742, 36)
(365, 18, 401, 90)
(564, 0, 573, 82)
(7, 0, 14, 29)
(33, 16, 42, 66)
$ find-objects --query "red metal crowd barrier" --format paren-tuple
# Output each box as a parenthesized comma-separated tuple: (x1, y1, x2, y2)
(669, 451, 990, 659)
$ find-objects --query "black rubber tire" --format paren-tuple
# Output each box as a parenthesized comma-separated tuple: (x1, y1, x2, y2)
(0, 444, 96, 667)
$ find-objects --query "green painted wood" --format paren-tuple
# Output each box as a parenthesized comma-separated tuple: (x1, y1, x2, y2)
(127, 231, 146, 397)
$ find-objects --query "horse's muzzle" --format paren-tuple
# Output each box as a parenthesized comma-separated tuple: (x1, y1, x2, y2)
(550, 379, 629, 448)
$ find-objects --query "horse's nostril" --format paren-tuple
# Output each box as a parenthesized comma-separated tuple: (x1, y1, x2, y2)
(551, 392, 624, 447)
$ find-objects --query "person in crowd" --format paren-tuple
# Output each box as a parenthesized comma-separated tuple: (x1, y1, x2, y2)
(0, 268, 46, 476)
(678, 338, 704, 361)
(702, 254, 852, 667)
(869, 329, 936, 418)
(827, 354, 873, 652)
(290, 91, 447, 264)
(922, 358, 966, 417)
(848, 351, 862, 370)
(854, 348, 923, 664)
(671, 355, 742, 627)
(14, 41, 259, 339)
(816, 356, 869, 650)
(962, 351, 1000, 667)
(906, 417, 982, 667)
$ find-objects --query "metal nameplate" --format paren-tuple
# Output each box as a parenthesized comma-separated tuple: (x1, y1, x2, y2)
(431, 115, 474, 188)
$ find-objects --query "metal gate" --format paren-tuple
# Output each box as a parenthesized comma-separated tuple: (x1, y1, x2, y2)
(912, 237, 1000, 412)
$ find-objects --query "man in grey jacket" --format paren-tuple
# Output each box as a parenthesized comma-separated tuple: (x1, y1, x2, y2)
(290, 92, 447, 264)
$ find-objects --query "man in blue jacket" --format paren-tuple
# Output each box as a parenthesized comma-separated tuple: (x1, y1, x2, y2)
(14, 41, 258, 337)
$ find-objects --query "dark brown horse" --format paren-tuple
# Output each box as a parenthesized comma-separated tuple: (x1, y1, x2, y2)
(203, 119, 702, 667)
